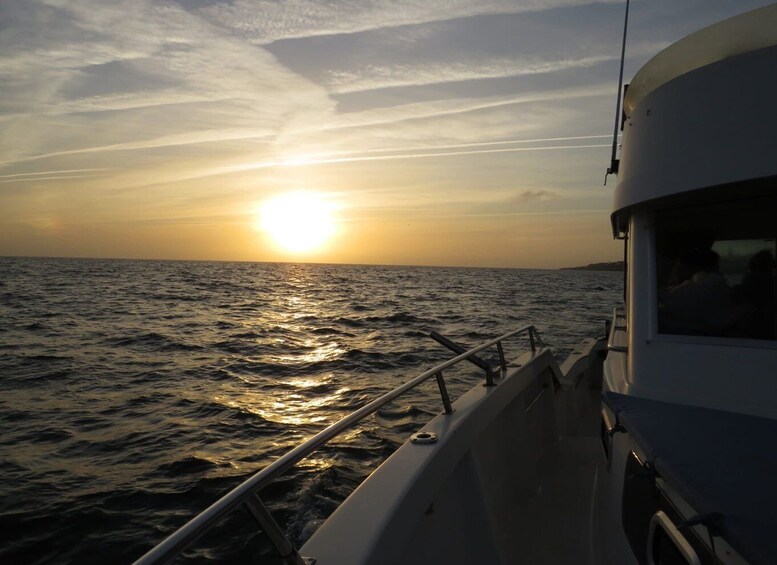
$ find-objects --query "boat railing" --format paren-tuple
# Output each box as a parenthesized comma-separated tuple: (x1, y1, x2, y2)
(133, 324, 545, 565)
(607, 306, 628, 353)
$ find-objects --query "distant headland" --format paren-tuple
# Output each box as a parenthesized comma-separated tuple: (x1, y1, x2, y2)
(561, 261, 624, 272)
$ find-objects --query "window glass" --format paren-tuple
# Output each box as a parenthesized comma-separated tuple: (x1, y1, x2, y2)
(656, 196, 777, 339)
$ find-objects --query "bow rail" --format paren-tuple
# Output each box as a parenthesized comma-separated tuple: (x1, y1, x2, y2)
(134, 324, 545, 565)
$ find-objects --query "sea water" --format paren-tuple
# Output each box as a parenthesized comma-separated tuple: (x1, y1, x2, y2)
(0, 257, 621, 563)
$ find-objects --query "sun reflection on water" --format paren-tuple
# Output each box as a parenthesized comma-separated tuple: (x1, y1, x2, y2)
(214, 381, 351, 427)
(272, 341, 346, 364)
(298, 456, 335, 473)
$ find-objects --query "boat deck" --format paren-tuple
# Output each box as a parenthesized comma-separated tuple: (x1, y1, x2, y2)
(498, 435, 602, 564)
(605, 392, 777, 565)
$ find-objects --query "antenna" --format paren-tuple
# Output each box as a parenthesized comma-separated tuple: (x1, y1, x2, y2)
(605, 0, 630, 185)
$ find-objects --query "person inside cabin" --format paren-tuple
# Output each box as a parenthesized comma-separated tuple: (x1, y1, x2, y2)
(659, 248, 739, 335)
(733, 250, 776, 339)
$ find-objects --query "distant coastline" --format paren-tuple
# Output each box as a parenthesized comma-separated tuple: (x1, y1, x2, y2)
(561, 261, 624, 272)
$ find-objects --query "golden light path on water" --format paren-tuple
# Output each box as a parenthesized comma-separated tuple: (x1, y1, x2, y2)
(209, 280, 353, 468)
(214, 341, 349, 426)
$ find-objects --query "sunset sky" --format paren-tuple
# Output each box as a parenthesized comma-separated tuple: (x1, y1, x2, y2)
(1, 0, 771, 268)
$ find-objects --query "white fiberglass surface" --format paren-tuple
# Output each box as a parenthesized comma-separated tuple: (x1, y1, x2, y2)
(624, 4, 777, 116)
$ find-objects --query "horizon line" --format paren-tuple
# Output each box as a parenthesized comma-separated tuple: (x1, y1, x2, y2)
(0, 253, 622, 272)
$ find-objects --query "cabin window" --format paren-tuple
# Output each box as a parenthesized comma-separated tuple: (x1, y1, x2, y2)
(655, 195, 777, 340)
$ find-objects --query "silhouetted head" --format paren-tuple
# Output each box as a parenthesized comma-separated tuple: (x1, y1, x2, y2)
(682, 248, 719, 274)
(748, 250, 775, 272)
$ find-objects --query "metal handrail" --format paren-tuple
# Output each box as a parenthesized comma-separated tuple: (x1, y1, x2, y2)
(134, 324, 544, 565)
(607, 306, 628, 353)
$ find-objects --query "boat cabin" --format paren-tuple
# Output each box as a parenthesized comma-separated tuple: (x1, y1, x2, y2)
(606, 4, 777, 419)
(601, 7, 777, 564)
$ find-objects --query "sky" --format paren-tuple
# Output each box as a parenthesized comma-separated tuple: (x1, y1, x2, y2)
(0, 0, 773, 268)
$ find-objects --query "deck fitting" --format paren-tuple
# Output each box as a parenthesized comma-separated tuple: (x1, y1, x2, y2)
(411, 431, 438, 444)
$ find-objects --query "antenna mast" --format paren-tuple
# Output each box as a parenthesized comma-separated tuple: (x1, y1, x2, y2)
(605, 0, 630, 184)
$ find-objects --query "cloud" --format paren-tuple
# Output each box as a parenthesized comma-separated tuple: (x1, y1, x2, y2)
(321, 38, 670, 95)
(201, 0, 621, 44)
(0, 1, 334, 168)
(0, 0, 622, 177)
(318, 83, 613, 134)
(510, 189, 560, 203)
(326, 55, 618, 94)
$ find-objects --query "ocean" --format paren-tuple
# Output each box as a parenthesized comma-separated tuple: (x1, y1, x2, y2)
(0, 257, 622, 563)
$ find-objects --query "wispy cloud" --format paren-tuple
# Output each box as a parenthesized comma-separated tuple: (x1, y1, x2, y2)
(203, 0, 621, 44)
(0, 0, 334, 167)
(510, 189, 560, 203)
(327, 55, 618, 94)
(0, 0, 622, 178)
(320, 83, 613, 134)
(323, 39, 670, 95)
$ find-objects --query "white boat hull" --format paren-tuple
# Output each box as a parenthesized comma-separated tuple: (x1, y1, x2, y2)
(302, 341, 615, 564)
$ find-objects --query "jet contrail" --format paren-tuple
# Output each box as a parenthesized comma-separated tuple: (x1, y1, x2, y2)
(222, 143, 612, 174)
(0, 168, 108, 180)
(0, 174, 103, 184)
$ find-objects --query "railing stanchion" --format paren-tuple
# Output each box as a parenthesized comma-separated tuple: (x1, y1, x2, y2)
(496, 341, 507, 374)
(534, 326, 545, 348)
(244, 495, 306, 565)
(485, 367, 495, 387)
(435, 371, 453, 414)
(529, 330, 536, 353)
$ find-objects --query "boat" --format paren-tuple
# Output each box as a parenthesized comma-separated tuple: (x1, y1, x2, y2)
(135, 5, 777, 564)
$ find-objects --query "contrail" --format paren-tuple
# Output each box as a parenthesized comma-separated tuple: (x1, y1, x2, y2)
(359, 134, 612, 153)
(0, 174, 103, 184)
(293, 134, 613, 160)
(0, 168, 108, 180)
(222, 143, 611, 174)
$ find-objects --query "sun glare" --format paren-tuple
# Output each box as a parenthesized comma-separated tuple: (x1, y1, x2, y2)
(258, 191, 337, 253)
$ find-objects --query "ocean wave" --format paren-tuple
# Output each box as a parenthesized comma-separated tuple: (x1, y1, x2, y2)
(21, 368, 74, 383)
(376, 403, 433, 420)
(105, 332, 203, 352)
(333, 316, 365, 328)
(364, 311, 424, 324)
(17, 353, 72, 364)
(23, 321, 54, 332)
(0, 409, 32, 423)
(149, 292, 202, 302)
(310, 326, 356, 337)
(17, 426, 73, 443)
(156, 455, 223, 476)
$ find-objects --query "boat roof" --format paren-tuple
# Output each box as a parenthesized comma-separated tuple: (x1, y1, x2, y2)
(611, 5, 777, 225)
(624, 4, 777, 117)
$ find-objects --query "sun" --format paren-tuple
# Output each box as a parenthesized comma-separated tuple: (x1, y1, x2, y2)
(258, 191, 337, 253)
